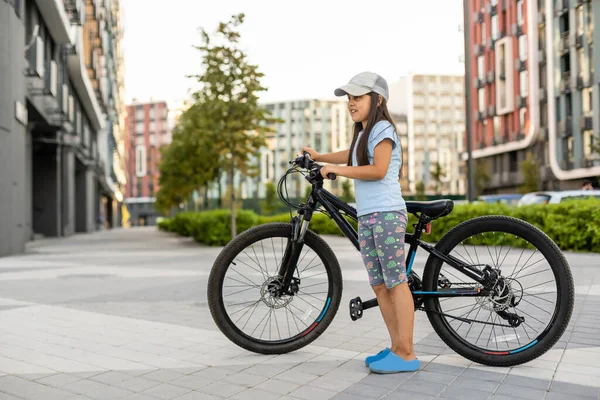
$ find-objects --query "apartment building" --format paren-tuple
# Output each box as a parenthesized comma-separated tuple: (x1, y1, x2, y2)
(124, 100, 170, 226)
(465, 0, 600, 192)
(388, 74, 466, 195)
(252, 99, 354, 199)
(0, 0, 126, 256)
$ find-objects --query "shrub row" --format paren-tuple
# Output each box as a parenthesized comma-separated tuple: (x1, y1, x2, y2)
(157, 198, 600, 252)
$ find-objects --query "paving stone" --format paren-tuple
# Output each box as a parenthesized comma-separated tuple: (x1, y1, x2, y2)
(343, 382, 392, 399)
(140, 383, 190, 400)
(494, 383, 547, 400)
(288, 384, 338, 400)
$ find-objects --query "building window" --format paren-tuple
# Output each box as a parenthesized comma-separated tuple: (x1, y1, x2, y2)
(578, 48, 586, 80)
(136, 181, 142, 197)
(478, 88, 485, 112)
(491, 15, 499, 39)
(478, 56, 485, 80)
(136, 121, 144, 135)
(559, 13, 570, 35)
(520, 70, 528, 97)
(561, 54, 571, 76)
(509, 151, 518, 172)
(482, 22, 486, 45)
(517, 0, 524, 25)
(577, 5, 584, 35)
(135, 145, 147, 177)
(584, 130, 594, 158)
(519, 35, 527, 60)
(566, 93, 573, 117)
(519, 108, 526, 132)
(136, 106, 144, 121)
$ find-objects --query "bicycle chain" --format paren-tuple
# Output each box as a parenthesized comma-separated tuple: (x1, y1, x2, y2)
(422, 282, 515, 328)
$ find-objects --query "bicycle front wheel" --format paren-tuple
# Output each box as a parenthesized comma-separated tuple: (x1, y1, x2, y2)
(422, 216, 574, 367)
(207, 222, 343, 354)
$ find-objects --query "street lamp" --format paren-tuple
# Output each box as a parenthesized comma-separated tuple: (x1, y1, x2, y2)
(462, 0, 476, 202)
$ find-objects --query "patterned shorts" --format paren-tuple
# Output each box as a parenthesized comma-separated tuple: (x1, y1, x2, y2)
(358, 209, 409, 289)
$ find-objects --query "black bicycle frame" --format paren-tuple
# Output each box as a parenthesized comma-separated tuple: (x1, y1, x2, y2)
(277, 181, 489, 296)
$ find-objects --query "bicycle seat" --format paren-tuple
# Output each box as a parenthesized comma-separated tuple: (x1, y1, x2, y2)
(406, 199, 454, 219)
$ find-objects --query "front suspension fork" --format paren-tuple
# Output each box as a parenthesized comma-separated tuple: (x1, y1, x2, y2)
(278, 214, 311, 292)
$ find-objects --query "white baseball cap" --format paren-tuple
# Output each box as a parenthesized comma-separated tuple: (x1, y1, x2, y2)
(334, 71, 389, 102)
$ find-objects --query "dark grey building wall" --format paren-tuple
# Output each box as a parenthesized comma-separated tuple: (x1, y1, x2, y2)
(76, 163, 96, 233)
(0, 1, 28, 257)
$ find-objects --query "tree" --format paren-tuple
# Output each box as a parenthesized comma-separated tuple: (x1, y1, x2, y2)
(155, 104, 221, 215)
(188, 13, 277, 238)
(415, 181, 426, 200)
(474, 159, 490, 197)
(430, 162, 445, 196)
(340, 179, 354, 203)
(261, 181, 279, 215)
(519, 151, 540, 194)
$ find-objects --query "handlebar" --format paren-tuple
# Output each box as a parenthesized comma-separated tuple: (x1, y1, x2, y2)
(290, 152, 336, 181)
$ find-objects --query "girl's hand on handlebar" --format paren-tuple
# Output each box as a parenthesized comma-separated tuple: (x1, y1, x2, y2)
(301, 147, 319, 161)
(320, 165, 338, 180)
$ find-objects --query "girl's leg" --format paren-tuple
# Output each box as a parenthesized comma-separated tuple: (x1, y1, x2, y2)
(371, 283, 399, 350)
(373, 210, 416, 360)
(359, 214, 396, 350)
(389, 282, 416, 360)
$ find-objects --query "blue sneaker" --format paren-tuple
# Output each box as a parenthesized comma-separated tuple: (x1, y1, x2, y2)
(365, 348, 390, 367)
(368, 351, 420, 374)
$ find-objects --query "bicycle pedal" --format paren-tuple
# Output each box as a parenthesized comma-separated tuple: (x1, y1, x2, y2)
(349, 296, 364, 321)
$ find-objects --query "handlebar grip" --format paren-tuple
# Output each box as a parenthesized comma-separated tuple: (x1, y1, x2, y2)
(327, 173, 336, 180)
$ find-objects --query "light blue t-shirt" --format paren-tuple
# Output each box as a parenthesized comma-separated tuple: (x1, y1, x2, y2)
(350, 120, 406, 217)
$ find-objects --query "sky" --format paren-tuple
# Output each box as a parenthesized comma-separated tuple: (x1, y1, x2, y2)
(121, 0, 465, 107)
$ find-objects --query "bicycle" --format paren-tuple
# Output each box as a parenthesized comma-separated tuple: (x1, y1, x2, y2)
(207, 152, 574, 367)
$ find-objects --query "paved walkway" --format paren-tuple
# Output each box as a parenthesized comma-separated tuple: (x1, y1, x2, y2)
(0, 227, 599, 399)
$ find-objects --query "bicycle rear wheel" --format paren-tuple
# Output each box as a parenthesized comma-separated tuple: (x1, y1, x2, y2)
(207, 222, 343, 354)
(422, 216, 574, 367)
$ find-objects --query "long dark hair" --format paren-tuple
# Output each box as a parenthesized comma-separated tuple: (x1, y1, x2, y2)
(347, 92, 400, 173)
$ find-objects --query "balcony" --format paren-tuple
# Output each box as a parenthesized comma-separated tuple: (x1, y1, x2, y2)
(558, 116, 573, 136)
(33, 0, 73, 44)
(474, 77, 485, 89)
(511, 23, 523, 37)
(558, 33, 569, 54)
(487, 104, 496, 117)
(538, 11, 546, 25)
(486, 2, 498, 15)
(473, 44, 484, 56)
(538, 49, 546, 64)
(515, 59, 527, 72)
(579, 115, 593, 130)
(559, 76, 571, 93)
(473, 10, 484, 24)
(555, 0, 569, 15)
(515, 95, 527, 109)
(571, 33, 584, 48)
(487, 37, 495, 50)
(486, 70, 495, 84)
(67, 26, 103, 131)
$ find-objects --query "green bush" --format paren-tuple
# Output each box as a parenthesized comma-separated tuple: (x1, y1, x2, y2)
(157, 199, 600, 252)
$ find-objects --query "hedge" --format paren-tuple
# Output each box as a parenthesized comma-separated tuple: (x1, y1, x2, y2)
(157, 198, 600, 252)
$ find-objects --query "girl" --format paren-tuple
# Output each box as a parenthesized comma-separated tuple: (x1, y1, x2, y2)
(301, 71, 419, 374)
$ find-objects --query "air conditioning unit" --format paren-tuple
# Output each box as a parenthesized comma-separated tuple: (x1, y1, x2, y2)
(45, 60, 58, 97)
(26, 36, 44, 78)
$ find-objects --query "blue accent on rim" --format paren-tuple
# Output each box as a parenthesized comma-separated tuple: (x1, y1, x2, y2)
(317, 298, 331, 322)
(413, 291, 457, 295)
(509, 339, 538, 354)
(406, 252, 416, 274)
